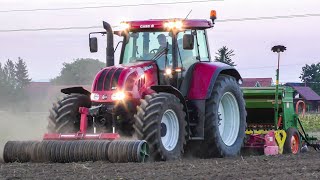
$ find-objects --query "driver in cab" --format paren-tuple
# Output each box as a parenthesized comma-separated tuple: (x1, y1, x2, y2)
(153, 34, 173, 70)
(157, 34, 172, 54)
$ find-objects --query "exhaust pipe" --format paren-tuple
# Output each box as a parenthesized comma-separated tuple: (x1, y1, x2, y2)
(103, 21, 114, 67)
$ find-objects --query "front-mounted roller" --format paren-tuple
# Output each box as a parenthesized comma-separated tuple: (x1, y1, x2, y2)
(3, 140, 149, 163)
(3, 104, 149, 163)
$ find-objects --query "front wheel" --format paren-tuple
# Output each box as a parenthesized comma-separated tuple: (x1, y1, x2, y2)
(202, 75, 246, 157)
(47, 94, 91, 133)
(133, 93, 187, 161)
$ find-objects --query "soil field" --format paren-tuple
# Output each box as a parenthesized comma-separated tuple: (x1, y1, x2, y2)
(1, 112, 320, 179)
(1, 151, 320, 180)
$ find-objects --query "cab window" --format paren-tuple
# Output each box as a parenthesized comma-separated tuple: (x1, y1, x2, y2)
(196, 30, 210, 61)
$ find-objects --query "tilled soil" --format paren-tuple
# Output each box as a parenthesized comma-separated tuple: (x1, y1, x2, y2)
(1, 151, 320, 180)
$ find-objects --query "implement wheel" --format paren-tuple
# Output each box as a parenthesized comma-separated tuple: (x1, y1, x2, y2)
(202, 75, 246, 157)
(133, 93, 187, 161)
(284, 127, 300, 154)
(48, 94, 91, 133)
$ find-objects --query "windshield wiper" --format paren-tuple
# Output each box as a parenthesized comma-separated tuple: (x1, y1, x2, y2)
(151, 43, 168, 61)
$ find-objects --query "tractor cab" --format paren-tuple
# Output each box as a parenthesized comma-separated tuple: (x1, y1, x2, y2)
(119, 19, 212, 87)
(90, 18, 215, 89)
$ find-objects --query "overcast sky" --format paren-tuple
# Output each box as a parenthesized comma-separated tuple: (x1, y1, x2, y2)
(0, 0, 319, 82)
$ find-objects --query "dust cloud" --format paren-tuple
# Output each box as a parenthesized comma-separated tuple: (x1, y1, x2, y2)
(0, 111, 48, 162)
(0, 84, 64, 162)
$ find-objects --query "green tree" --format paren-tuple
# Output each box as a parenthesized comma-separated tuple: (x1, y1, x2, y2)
(3, 59, 17, 93)
(0, 58, 31, 107)
(0, 62, 4, 85)
(3, 59, 17, 88)
(51, 58, 105, 85)
(299, 62, 320, 95)
(0, 59, 17, 105)
(15, 57, 31, 89)
(13, 57, 32, 104)
(214, 46, 236, 66)
(0, 62, 5, 98)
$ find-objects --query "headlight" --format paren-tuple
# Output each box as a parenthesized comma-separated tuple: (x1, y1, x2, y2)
(90, 93, 99, 101)
(165, 68, 172, 75)
(111, 92, 126, 101)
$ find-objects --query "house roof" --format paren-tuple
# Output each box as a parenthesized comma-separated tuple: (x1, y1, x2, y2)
(291, 86, 320, 101)
(241, 78, 273, 87)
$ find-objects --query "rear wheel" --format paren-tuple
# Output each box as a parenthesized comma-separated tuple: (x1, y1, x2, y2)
(284, 127, 300, 154)
(48, 94, 91, 133)
(133, 93, 187, 161)
(202, 75, 246, 157)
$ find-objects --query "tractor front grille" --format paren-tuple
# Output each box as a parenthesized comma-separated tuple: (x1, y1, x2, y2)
(95, 67, 123, 91)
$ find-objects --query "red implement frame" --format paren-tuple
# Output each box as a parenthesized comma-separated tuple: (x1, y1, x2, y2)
(43, 107, 120, 140)
(244, 134, 265, 149)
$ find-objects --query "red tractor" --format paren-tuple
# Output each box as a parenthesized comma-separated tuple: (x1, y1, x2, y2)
(47, 11, 246, 161)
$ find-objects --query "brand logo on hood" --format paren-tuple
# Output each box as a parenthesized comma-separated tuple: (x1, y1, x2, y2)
(102, 94, 108, 100)
(143, 65, 153, 71)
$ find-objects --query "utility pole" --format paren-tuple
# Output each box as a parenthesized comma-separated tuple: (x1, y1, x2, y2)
(271, 45, 286, 129)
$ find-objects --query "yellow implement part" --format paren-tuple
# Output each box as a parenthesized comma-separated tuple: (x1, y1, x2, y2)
(275, 130, 287, 154)
(245, 130, 270, 135)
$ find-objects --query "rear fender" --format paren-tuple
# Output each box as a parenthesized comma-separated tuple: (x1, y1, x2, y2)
(61, 86, 91, 96)
(187, 62, 241, 100)
(182, 62, 241, 140)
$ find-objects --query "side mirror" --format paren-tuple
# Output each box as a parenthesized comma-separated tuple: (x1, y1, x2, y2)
(89, 37, 98, 53)
(183, 34, 194, 50)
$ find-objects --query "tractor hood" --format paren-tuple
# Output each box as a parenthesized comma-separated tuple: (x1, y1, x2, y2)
(91, 61, 158, 102)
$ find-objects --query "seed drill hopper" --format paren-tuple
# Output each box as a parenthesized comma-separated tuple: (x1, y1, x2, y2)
(243, 86, 319, 155)
(242, 46, 319, 155)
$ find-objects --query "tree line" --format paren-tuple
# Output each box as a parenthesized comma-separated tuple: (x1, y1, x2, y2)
(0, 57, 31, 107)
(0, 48, 319, 108)
(50, 58, 105, 85)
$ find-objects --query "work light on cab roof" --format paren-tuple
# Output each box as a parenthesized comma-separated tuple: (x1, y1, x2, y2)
(163, 20, 183, 30)
(119, 22, 130, 31)
(117, 9, 217, 32)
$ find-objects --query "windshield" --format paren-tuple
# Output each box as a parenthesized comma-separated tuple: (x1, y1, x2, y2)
(122, 31, 173, 67)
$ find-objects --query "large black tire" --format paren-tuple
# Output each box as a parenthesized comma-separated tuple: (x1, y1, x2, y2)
(202, 75, 246, 157)
(133, 93, 187, 161)
(284, 127, 301, 154)
(48, 94, 91, 133)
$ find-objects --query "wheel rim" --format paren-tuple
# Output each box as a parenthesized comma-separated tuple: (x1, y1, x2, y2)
(161, 109, 179, 151)
(291, 134, 299, 154)
(218, 92, 240, 146)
